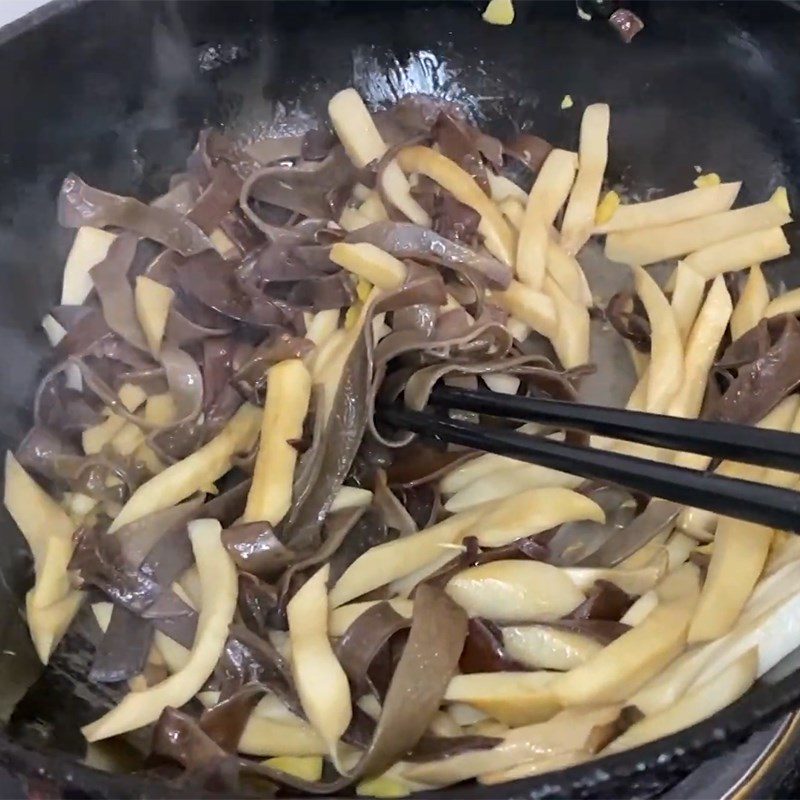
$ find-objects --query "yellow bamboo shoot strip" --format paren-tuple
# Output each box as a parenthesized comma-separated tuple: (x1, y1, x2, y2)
(765, 286, 800, 318)
(667, 276, 732, 419)
(730, 266, 770, 340)
(546, 240, 592, 307)
(605, 649, 757, 754)
(516, 149, 578, 289)
(633, 266, 683, 413)
(358, 191, 389, 222)
(561, 104, 610, 255)
(238, 716, 327, 758)
(670, 262, 706, 344)
(445, 561, 585, 623)
(27, 591, 84, 665)
(396, 146, 515, 265)
(553, 565, 700, 705)
(403, 706, 620, 788)
(328, 89, 429, 226)
(464, 486, 604, 547)
(499, 198, 525, 229)
(134, 276, 174, 356)
(329, 242, 406, 290)
(594, 182, 741, 234)
(304, 309, 340, 347)
(109, 404, 261, 531)
(544, 276, 590, 369)
(338, 206, 372, 232)
(4, 452, 74, 568)
(244, 359, 312, 525)
(4, 454, 79, 658)
(625, 369, 648, 412)
(328, 599, 414, 637)
(487, 172, 528, 204)
(83, 519, 237, 741)
(605, 201, 790, 266)
(502, 626, 603, 671)
(564, 557, 668, 596)
(444, 463, 582, 513)
(620, 590, 658, 626)
(329, 486, 373, 513)
(61, 227, 117, 305)
(81, 383, 148, 455)
(443, 672, 560, 727)
(684, 227, 790, 280)
(491, 281, 557, 337)
(328, 507, 483, 607)
(687, 518, 773, 643)
(440, 435, 541, 495)
(288, 565, 351, 756)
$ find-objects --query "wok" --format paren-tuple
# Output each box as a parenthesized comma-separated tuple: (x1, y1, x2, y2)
(0, 1, 799, 797)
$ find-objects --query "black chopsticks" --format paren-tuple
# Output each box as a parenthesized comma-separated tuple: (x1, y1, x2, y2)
(428, 386, 800, 471)
(377, 390, 800, 532)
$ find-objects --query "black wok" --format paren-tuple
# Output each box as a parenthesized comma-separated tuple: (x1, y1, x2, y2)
(1, 1, 800, 797)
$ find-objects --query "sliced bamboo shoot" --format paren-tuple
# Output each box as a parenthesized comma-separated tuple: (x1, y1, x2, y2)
(264, 756, 324, 782)
(620, 590, 658, 626)
(605, 648, 757, 753)
(544, 275, 590, 369)
(503, 625, 603, 671)
(329, 486, 373, 514)
(444, 463, 582, 513)
(109, 404, 261, 531)
(667, 276, 732, 418)
(490, 280, 557, 337)
(633, 266, 683, 413)
(328, 599, 414, 637)
(305, 309, 340, 347)
(765, 286, 800, 318)
(26, 590, 83, 664)
(288, 564, 352, 755)
(328, 89, 429, 226)
(546, 240, 592, 307)
(4, 452, 74, 565)
(564, 555, 668, 596)
(516, 149, 578, 288)
(684, 227, 790, 280)
(329, 242, 406, 290)
(244, 359, 311, 525)
(444, 672, 560, 726)
(396, 145, 515, 265)
(467, 487, 604, 547)
(730, 265, 769, 340)
(487, 171, 528, 203)
(61, 227, 117, 305)
(605, 201, 790, 266)
(561, 104, 610, 254)
(82, 519, 237, 741)
(594, 182, 741, 234)
(134, 276, 174, 356)
(238, 716, 327, 757)
(445, 561, 584, 623)
(688, 517, 772, 643)
(553, 565, 700, 705)
(329, 508, 482, 607)
(670, 262, 706, 344)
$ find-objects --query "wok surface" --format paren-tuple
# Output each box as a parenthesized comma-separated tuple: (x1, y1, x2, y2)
(1, 1, 800, 797)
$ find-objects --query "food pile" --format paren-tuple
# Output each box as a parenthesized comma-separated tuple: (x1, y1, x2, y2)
(5, 85, 800, 795)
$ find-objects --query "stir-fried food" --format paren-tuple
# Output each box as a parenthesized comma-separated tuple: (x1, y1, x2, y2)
(5, 84, 799, 795)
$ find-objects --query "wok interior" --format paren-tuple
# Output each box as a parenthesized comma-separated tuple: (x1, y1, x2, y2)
(1, 0, 800, 795)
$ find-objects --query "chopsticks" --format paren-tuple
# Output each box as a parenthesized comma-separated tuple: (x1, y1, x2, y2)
(377, 390, 800, 532)
(427, 386, 800, 471)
